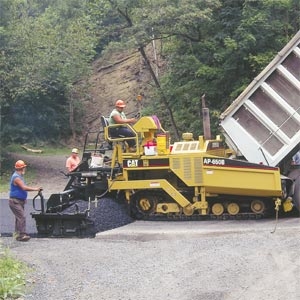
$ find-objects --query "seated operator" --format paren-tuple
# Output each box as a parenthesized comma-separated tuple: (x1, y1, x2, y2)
(109, 99, 137, 151)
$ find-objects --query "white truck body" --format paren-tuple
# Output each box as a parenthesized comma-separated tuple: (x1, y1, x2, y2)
(220, 30, 300, 167)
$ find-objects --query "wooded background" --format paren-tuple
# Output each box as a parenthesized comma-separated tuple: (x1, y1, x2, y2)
(0, 0, 299, 146)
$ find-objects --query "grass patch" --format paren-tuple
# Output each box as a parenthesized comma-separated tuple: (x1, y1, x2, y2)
(0, 243, 30, 299)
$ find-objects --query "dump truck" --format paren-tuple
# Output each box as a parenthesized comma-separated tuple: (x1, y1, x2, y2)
(219, 29, 300, 210)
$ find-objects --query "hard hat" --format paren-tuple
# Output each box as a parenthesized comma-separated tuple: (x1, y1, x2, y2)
(115, 99, 126, 108)
(72, 148, 79, 154)
(15, 160, 27, 169)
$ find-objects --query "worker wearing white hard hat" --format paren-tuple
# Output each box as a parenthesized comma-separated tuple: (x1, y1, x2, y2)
(66, 148, 80, 172)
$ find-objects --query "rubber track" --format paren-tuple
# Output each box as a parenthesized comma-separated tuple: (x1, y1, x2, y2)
(139, 212, 264, 221)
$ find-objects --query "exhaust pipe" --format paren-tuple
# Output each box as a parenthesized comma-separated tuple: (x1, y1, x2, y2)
(201, 94, 211, 140)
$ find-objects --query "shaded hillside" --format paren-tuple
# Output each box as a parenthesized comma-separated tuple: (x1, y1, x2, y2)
(83, 49, 154, 133)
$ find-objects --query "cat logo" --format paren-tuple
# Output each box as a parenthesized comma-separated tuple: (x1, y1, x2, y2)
(126, 159, 139, 167)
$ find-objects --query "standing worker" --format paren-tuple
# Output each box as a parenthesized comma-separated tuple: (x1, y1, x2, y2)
(66, 148, 80, 172)
(109, 99, 137, 151)
(9, 160, 42, 242)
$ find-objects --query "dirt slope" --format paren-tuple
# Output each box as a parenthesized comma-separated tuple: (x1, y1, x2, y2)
(83, 49, 153, 132)
(2, 48, 158, 195)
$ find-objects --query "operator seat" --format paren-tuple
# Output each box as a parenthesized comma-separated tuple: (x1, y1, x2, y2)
(100, 116, 114, 149)
(100, 115, 109, 128)
(100, 116, 125, 140)
(101, 115, 137, 153)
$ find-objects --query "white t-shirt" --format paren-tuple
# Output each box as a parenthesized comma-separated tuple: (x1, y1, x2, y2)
(109, 109, 126, 125)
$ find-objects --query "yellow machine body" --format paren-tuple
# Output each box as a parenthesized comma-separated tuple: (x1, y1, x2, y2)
(104, 116, 288, 218)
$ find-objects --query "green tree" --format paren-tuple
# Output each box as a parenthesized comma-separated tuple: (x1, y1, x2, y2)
(1, 0, 299, 147)
(0, 0, 97, 143)
(149, 0, 299, 136)
(89, 0, 222, 138)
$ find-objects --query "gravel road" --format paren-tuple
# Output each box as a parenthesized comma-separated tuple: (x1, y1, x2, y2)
(1, 153, 300, 300)
(1, 218, 300, 300)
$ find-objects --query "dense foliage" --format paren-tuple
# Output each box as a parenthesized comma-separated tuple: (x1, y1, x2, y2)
(90, 0, 299, 137)
(0, 0, 97, 144)
(0, 0, 299, 143)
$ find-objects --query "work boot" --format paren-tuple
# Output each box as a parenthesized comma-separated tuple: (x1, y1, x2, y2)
(16, 234, 31, 242)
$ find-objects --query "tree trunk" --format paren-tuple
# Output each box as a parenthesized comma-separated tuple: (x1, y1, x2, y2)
(69, 99, 75, 140)
(138, 45, 180, 140)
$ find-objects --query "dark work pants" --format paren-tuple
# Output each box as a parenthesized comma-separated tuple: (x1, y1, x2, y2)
(9, 198, 27, 236)
(110, 127, 136, 147)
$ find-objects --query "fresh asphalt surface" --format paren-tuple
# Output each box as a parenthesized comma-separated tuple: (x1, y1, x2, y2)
(0, 198, 39, 236)
(1, 196, 299, 237)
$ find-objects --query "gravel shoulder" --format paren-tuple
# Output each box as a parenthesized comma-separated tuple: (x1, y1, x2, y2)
(1, 219, 300, 300)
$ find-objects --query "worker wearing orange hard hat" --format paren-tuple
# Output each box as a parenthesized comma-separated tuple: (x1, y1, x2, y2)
(108, 99, 137, 150)
(9, 160, 42, 241)
(66, 148, 81, 172)
(115, 99, 126, 108)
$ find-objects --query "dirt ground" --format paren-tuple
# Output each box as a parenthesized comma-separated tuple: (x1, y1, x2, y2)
(5, 153, 70, 198)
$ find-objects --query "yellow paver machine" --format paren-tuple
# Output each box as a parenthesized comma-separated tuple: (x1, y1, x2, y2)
(31, 31, 300, 237)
